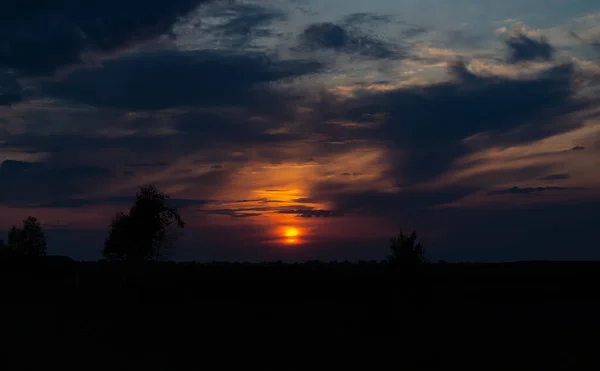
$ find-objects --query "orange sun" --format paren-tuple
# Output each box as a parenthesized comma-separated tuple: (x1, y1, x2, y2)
(282, 227, 300, 244)
(284, 227, 300, 237)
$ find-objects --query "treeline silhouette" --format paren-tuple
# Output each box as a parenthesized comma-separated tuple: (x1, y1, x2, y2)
(1, 184, 427, 268)
(2, 185, 599, 369)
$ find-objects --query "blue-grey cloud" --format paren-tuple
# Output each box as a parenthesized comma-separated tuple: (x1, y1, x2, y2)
(298, 22, 401, 59)
(506, 33, 554, 64)
(197, 3, 287, 48)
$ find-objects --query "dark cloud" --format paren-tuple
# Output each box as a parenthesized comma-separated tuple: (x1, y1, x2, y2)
(277, 208, 344, 218)
(0, 159, 110, 178)
(0, 92, 22, 107)
(41, 50, 322, 110)
(123, 170, 135, 177)
(325, 61, 589, 184)
(33, 196, 209, 209)
(538, 173, 570, 181)
(4, 47, 323, 167)
(204, 209, 262, 218)
(211, 164, 224, 169)
(0, 0, 211, 77)
(487, 186, 583, 196)
(311, 186, 477, 217)
(298, 22, 401, 59)
(294, 59, 598, 221)
(0, 159, 112, 206)
(505, 33, 554, 64)
(126, 162, 169, 168)
(0, 72, 24, 106)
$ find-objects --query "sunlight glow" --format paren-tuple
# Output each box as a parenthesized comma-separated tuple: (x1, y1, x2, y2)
(284, 227, 300, 238)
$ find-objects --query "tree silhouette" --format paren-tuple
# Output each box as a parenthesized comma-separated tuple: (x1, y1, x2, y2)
(388, 229, 426, 268)
(4, 217, 47, 257)
(103, 185, 185, 262)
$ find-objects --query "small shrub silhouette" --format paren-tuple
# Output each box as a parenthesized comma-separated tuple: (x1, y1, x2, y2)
(388, 229, 426, 269)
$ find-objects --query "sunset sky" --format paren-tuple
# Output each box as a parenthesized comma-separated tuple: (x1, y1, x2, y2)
(1, 0, 600, 262)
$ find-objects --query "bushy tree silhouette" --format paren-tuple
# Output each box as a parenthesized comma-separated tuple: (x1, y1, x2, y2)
(103, 185, 185, 262)
(388, 229, 426, 269)
(3, 216, 47, 256)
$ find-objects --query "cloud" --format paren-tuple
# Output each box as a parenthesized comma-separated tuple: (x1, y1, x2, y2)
(204, 209, 262, 218)
(568, 31, 600, 52)
(0, 0, 211, 77)
(277, 208, 344, 218)
(325, 61, 590, 185)
(181, 3, 287, 49)
(488, 186, 583, 196)
(298, 22, 401, 59)
(32, 196, 209, 209)
(41, 49, 322, 110)
(0, 72, 23, 106)
(0, 44, 325, 195)
(0, 159, 112, 205)
(340, 12, 426, 38)
(538, 173, 570, 181)
(572, 145, 586, 151)
(127, 162, 169, 168)
(505, 33, 554, 64)
(341, 13, 396, 26)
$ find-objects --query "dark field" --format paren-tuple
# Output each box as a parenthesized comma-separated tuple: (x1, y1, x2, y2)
(3, 257, 600, 370)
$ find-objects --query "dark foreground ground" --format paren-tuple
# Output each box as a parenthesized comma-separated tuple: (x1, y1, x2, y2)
(2, 257, 600, 370)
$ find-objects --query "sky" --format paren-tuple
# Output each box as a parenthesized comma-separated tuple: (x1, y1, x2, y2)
(1, 0, 600, 262)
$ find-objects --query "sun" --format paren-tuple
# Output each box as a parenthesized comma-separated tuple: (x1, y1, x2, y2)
(284, 227, 300, 238)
